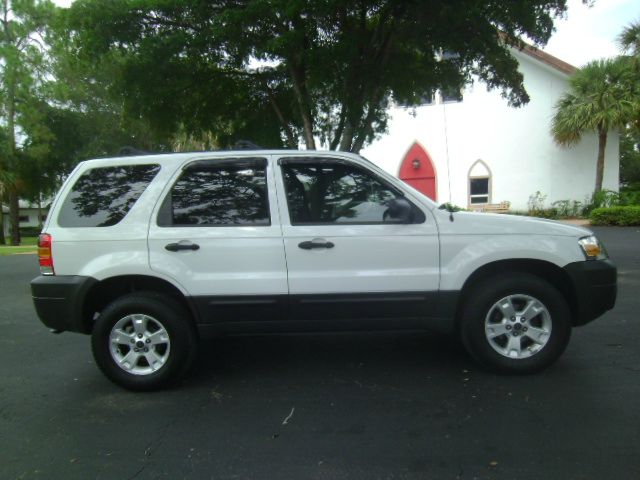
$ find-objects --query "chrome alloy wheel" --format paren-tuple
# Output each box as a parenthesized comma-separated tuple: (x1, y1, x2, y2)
(484, 294, 552, 359)
(109, 314, 171, 375)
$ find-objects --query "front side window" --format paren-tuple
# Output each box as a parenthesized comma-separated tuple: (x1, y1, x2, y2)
(58, 164, 160, 227)
(159, 158, 270, 226)
(281, 158, 417, 225)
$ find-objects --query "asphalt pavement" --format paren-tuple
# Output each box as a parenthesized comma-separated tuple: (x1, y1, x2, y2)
(1, 226, 639, 480)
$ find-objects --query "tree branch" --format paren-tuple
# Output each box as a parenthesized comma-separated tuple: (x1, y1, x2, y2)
(266, 88, 297, 147)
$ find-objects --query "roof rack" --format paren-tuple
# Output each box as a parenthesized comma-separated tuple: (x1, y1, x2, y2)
(119, 146, 151, 156)
(233, 140, 263, 150)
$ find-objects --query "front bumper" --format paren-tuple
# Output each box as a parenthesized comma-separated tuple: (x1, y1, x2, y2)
(31, 275, 97, 334)
(564, 259, 617, 326)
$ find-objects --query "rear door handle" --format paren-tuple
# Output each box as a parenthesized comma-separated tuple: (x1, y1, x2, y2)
(298, 240, 335, 250)
(165, 242, 200, 252)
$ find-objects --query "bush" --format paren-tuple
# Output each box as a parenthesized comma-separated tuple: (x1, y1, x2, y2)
(590, 206, 640, 226)
(19, 226, 42, 237)
(619, 188, 640, 206)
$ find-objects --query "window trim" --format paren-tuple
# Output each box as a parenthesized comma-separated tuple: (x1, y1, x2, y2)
(279, 157, 425, 226)
(157, 157, 272, 228)
(468, 160, 492, 206)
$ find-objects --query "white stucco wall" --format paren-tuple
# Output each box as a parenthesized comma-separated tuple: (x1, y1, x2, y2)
(362, 49, 619, 211)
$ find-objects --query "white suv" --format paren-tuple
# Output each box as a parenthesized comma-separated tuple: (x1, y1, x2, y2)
(31, 150, 617, 390)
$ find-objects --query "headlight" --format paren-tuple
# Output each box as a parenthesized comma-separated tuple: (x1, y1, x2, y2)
(578, 235, 608, 260)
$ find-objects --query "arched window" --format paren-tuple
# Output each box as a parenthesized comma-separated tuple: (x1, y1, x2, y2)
(468, 160, 491, 205)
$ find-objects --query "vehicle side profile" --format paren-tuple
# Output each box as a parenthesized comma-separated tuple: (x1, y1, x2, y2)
(31, 150, 617, 390)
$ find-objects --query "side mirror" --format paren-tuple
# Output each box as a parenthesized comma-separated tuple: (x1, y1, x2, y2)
(385, 197, 413, 223)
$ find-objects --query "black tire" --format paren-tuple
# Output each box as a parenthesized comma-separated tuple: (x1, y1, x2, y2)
(459, 273, 572, 374)
(91, 292, 198, 391)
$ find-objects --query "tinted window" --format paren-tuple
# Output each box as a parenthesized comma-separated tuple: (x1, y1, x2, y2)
(58, 164, 160, 227)
(282, 159, 407, 224)
(161, 159, 270, 226)
(470, 177, 490, 204)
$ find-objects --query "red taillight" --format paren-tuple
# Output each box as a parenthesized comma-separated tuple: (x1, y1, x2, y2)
(38, 233, 54, 275)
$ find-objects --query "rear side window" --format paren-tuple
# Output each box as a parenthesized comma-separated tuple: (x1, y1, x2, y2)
(158, 158, 270, 226)
(57, 164, 160, 227)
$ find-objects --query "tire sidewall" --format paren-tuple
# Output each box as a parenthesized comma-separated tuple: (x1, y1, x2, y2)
(91, 293, 195, 391)
(461, 274, 572, 373)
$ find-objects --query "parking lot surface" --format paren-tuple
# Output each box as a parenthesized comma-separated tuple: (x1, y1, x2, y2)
(1, 226, 639, 479)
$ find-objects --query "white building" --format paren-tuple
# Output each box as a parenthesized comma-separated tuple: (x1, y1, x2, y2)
(362, 46, 619, 211)
(2, 200, 48, 233)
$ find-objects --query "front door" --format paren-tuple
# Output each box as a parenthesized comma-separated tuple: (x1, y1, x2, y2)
(399, 142, 437, 201)
(275, 155, 440, 326)
(148, 156, 288, 323)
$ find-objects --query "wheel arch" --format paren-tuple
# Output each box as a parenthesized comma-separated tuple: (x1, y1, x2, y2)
(454, 259, 578, 329)
(81, 275, 198, 333)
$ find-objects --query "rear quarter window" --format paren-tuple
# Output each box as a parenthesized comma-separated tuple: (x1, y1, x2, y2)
(57, 164, 160, 227)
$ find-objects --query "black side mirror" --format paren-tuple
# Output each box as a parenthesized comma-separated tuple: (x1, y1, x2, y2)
(385, 197, 413, 223)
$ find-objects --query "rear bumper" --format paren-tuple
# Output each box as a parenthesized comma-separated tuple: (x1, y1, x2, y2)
(564, 259, 617, 326)
(31, 275, 97, 334)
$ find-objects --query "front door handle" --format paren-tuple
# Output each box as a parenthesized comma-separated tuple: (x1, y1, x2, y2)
(165, 242, 200, 252)
(298, 240, 335, 250)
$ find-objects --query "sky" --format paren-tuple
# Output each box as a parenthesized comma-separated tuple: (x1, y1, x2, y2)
(52, 0, 639, 67)
(544, 0, 639, 67)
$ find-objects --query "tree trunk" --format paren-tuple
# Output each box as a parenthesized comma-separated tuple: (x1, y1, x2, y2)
(6, 67, 20, 245)
(595, 126, 607, 193)
(0, 198, 5, 245)
(266, 90, 298, 148)
(289, 64, 316, 150)
(37, 192, 43, 229)
(338, 120, 354, 151)
(9, 189, 20, 245)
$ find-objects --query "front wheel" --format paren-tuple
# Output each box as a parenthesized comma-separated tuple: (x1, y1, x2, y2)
(460, 273, 572, 374)
(91, 292, 197, 391)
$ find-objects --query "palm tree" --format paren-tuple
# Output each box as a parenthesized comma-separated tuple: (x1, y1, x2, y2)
(619, 21, 640, 56)
(618, 21, 640, 134)
(551, 58, 636, 194)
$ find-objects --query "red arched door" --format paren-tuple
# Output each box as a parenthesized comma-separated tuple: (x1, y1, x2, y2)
(398, 142, 437, 201)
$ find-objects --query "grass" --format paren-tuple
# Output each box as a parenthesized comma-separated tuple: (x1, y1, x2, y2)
(0, 236, 38, 256)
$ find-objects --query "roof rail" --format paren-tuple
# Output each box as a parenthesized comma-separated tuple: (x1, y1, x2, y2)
(233, 140, 263, 150)
(119, 146, 151, 156)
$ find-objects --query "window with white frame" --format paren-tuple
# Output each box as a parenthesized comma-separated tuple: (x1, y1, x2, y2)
(468, 160, 491, 205)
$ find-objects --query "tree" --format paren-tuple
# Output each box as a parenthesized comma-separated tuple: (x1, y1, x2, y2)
(0, 0, 54, 245)
(618, 21, 640, 135)
(620, 126, 640, 187)
(551, 58, 636, 194)
(63, 0, 572, 153)
(619, 20, 640, 57)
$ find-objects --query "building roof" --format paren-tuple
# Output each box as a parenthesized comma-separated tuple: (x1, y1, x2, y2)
(519, 43, 577, 76)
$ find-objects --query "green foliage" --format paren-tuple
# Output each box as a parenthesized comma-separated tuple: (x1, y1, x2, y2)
(61, 0, 571, 152)
(620, 126, 640, 185)
(551, 199, 583, 218)
(552, 58, 636, 146)
(439, 202, 467, 212)
(618, 187, 640, 206)
(527, 191, 547, 214)
(19, 226, 42, 237)
(590, 206, 640, 226)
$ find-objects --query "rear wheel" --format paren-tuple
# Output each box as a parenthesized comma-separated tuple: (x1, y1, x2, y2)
(91, 292, 197, 391)
(460, 273, 572, 373)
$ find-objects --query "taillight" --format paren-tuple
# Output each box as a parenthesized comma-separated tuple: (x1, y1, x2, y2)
(38, 233, 54, 275)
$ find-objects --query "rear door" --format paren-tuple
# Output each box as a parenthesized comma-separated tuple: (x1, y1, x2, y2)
(275, 155, 440, 326)
(148, 156, 288, 324)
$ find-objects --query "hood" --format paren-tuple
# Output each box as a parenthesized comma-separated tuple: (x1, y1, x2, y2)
(436, 210, 592, 237)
